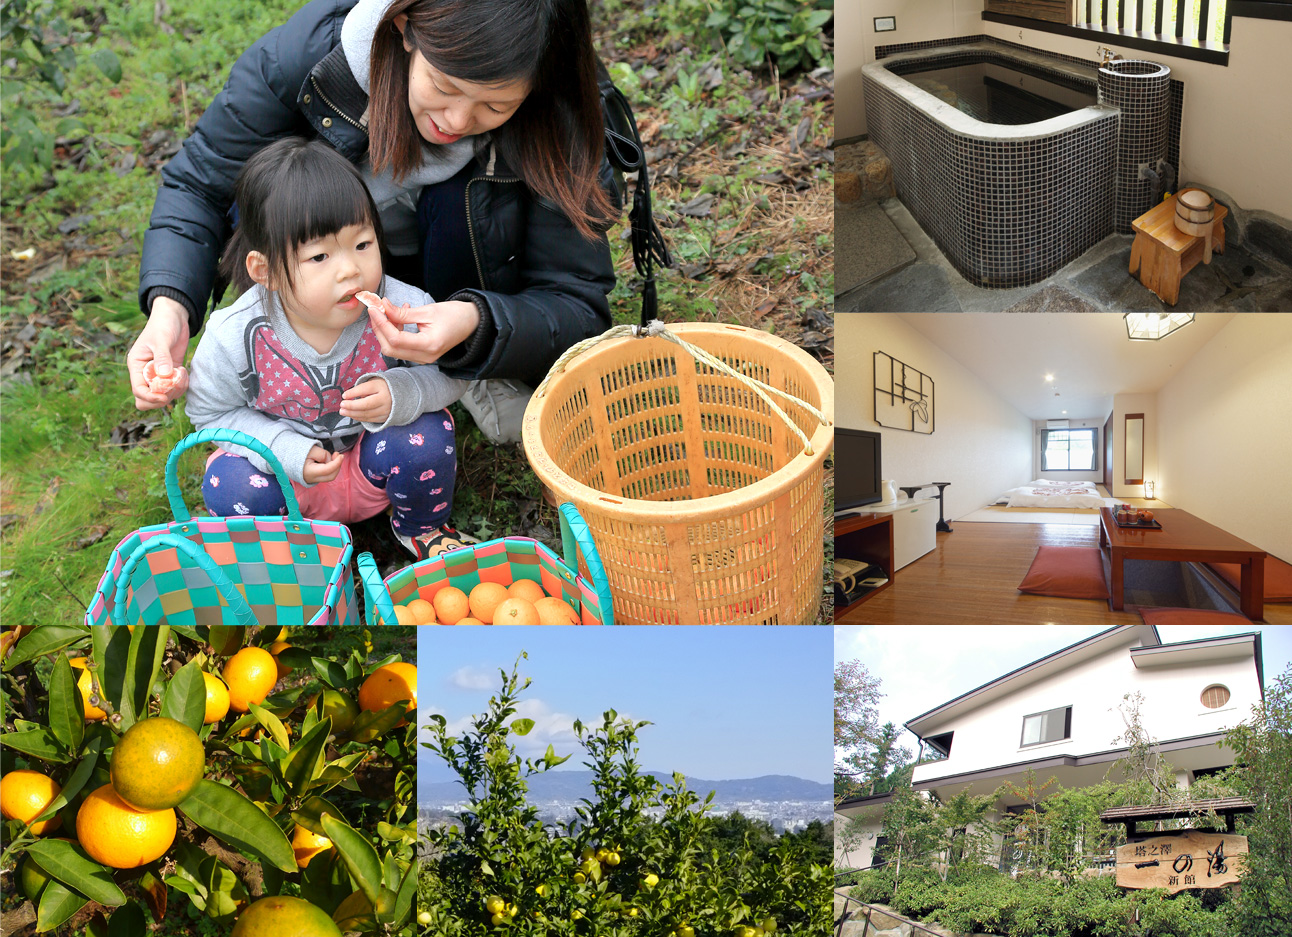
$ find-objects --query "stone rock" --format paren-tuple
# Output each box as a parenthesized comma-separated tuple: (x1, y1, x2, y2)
(837, 171, 863, 203)
(864, 158, 894, 198)
(1247, 216, 1292, 268)
(865, 906, 909, 930)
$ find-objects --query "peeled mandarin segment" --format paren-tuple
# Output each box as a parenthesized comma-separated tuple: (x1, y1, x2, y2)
(142, 360, 182, 394)
(109, 716, 205, 811)
(354, 290, 387, 316)
(76, 783, 176, 868)
(0, 769, 63, 835)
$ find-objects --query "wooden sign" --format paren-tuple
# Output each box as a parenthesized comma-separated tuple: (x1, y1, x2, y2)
(1115, 831, 1248, 894)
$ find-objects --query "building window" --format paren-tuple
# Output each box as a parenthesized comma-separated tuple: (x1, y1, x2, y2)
(1042, 428, 1097, 471)
(1021, 706, 1072, 747)
(1201, 685, 1231, 709)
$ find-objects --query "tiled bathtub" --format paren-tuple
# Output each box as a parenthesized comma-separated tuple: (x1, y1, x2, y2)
(863, 43, 1120, 289)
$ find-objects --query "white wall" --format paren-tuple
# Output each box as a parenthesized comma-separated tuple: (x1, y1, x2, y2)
(1110, 393, 1158, 500)
(913, 636, 1262, 784)
(1156, 314, 1292, 562)
(835, 813, 885, 869)
(837, 314, 1033, 520)
(1032, 416, 1104, 483)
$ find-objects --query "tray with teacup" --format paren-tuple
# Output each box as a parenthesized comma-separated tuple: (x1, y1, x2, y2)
(1113, 507, 1162, 529)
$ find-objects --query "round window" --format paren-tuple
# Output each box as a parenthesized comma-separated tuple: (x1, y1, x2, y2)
(1200, 685, 1231, 709)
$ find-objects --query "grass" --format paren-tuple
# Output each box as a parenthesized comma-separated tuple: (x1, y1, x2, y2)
(1, 0, 834, 627)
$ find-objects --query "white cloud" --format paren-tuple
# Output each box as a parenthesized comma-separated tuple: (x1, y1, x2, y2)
(448, 665, 499, 691)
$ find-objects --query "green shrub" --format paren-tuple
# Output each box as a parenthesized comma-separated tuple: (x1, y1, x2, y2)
(845, 866, 895, 905)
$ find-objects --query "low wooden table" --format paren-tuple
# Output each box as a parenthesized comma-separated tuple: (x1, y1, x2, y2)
(1098, 508, 1266, 620)
(1129, 190, 1228, 306)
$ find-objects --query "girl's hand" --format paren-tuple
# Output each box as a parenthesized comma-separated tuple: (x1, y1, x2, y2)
(366, 298, 480, 364)
(302, 446, 345, 485)
(340, 378, 392, 424)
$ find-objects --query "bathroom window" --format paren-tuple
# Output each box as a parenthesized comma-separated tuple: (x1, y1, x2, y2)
(1080, 0, 1230, 44)
(1042, 428, 1097, 471)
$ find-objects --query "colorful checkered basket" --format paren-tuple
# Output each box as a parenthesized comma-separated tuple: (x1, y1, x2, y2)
(84, 428, 359, 630)
(358, 502, 615, 625)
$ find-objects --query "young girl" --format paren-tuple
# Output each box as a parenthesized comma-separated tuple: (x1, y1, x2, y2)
(185, 137, 472, 561)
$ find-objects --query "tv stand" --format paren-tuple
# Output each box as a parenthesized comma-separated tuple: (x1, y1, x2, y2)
(834, 512, 894, 618)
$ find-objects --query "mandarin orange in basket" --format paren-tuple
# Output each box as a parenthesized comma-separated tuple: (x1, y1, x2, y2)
(1, 769, 63, 835)
(405, 597, 437, 624)
(223, 646, 278, 712)
(457, 617, 486, 625)
(468, 582, 508, 623)
(392, 604, 416, 626)
(492, 597, 540, 625)
(535, 596, 580, 625)
(77, 783, 176, 868)
(433, 587, 470, 624)
(507, 579, 546, 603)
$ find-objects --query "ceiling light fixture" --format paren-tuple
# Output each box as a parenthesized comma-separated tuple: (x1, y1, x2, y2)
(1124, 313, 1195, 341)
(1045, 374, 1054, 381)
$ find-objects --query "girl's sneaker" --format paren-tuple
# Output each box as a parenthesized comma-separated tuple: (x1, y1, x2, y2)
(393, 520, 480, 561)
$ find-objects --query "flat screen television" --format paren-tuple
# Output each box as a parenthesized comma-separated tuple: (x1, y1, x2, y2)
(836, 428, 882, 510)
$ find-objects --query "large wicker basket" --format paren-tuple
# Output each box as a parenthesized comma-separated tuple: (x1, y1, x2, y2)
(522, 322, 834, 625)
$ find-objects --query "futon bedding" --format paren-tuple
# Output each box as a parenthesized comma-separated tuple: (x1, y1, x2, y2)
(995, 485, 1107, 509)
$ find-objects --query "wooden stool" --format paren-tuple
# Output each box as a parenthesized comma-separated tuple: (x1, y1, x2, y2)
(1129, 190, 1228, 306)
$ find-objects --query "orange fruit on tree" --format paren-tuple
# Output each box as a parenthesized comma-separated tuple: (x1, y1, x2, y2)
(393, 605, 416, 626)
(405, 597, 437, 624)
(76, 783, 176, 868)
(0, 769, 63, 835)
(357, 662, 417, 724)
(507, 579, 546, 603)
(534, 596, 580, 626)
(110, 716, 205, 810)
(230, 895, 342, 937)
(203, 671, 231, 724)
(223, 646, 278, 712)
(306, 689, 359, 733)
(291, 824, 332, 868)
(269, 641, 293, 682)
(492, 597, 540, 625)
(69, 657, 107, 720)
(432, 586, 470, 624)
(468, 582, 508, 623)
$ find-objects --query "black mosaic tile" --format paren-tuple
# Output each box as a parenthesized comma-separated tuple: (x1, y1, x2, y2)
(1097, 61, 1171, 233)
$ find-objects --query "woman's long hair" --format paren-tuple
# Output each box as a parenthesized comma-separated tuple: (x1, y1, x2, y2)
(368, 0, 613, 240)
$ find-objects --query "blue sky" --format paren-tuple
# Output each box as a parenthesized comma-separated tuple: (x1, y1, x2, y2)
(835, 624, 1292, 758)
(416, 627, 833, 791)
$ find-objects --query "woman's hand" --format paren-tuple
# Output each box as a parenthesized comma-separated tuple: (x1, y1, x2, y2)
(302, 446, 345, 485)
(366, 298, 480, 365)
(340, 378, 392, 424)
(128, 296, 191, 410)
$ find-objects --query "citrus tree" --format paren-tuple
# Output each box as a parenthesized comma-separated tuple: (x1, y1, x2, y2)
(1, 624, 418, 936)
(418, 657, 831, 936)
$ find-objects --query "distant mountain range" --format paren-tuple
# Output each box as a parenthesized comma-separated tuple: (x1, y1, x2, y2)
(421, 771, 831, 805)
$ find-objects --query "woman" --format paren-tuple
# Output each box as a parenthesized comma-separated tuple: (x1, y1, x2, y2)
(130, 0, 617, 442)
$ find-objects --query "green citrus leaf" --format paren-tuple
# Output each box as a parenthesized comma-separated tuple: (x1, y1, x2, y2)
(344, 702, 405, 745)
(3, 625, 89, 670)
(177, 779, 296, 872)
(1, 725, 69, 762)
(248, 701, 290, 752)
(510, 717, 535, 737)
(161, 660, 207, 734)
(320, 814, 383, 908)
(36, 879, 88, 933)
(106, 899, 146, 937)
(121, 625, 169, 729)
(282, 717, 332, 796)
(47, 652, 84, 754)
(25, 839, 126, 908)
(89, 48, 121, 83)
(291, 795, 345, 838)
(311, 657, 349, 690)
(31, 735, 104, 825)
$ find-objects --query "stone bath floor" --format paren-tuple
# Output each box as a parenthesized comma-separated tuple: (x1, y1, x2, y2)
(837, 195, 1292, 313)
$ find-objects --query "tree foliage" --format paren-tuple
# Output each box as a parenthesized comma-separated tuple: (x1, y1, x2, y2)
(833, 660, 882, 801)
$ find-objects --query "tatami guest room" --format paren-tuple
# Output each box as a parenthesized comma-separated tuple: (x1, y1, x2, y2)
(834, 313, 1292, 625)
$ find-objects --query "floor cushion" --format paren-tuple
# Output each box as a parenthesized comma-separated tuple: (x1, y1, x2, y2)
(1018, 546, 1109, 599)
(1207, 555, 1292, 602)
(1139, 607, 1253, 627)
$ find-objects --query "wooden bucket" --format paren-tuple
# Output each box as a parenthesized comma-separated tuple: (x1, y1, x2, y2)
(1175, 189, 1216, 263)
(522, 323, 834, 625)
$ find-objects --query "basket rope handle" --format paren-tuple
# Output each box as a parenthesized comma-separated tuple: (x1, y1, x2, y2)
(166, 428, 303, 522)
(534, 321, 829, 455)
(111, 533, 258, 630)
(357, 552, 398, 627)
(558, 502, 615, 626)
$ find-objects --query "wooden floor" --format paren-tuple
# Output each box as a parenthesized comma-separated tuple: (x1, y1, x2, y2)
(836, 522, 1292, 626)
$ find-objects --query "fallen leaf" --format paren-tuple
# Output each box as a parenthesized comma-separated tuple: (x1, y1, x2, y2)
(752, 299, 777, 318)
(678, 193, 716, 218)
(0, 514, 24, 532)
(70, 524, 111, 551)
(33, 478, 62, 516)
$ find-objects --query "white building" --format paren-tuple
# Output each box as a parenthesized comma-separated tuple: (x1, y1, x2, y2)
(836, 625, 1265, 870)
